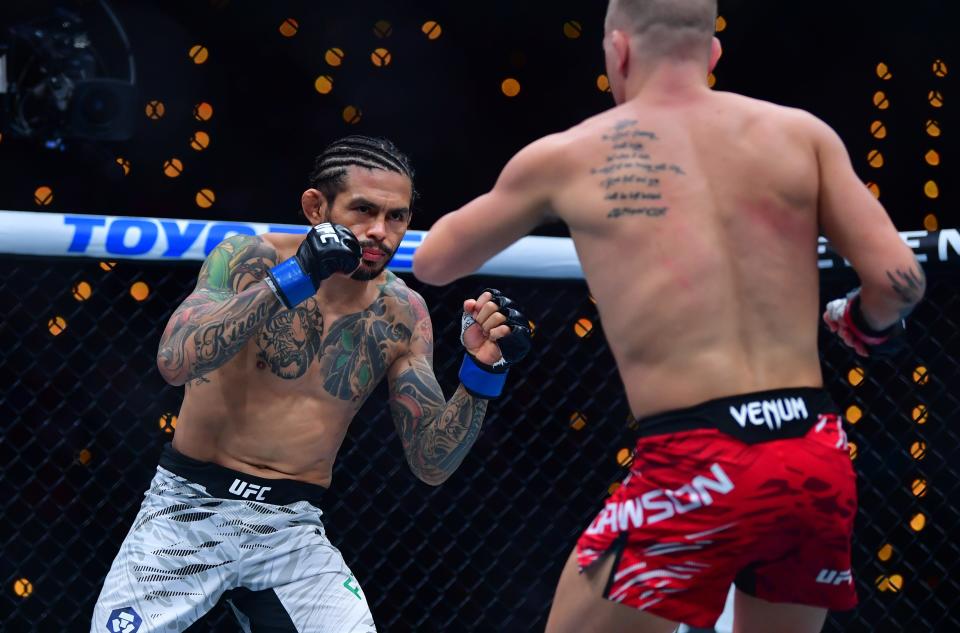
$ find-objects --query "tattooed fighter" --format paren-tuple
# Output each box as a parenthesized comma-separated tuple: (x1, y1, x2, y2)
(91, 136, 531, 632)
(414, 1, 925, 632)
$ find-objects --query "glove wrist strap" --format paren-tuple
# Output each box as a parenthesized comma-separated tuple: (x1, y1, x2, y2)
(266, 259, 316, 309)
(847, 295, 903, 343)
(459, 354, 508, 399)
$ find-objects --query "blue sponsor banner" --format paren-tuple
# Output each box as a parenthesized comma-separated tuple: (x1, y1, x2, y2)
(0, 210, 957, 279)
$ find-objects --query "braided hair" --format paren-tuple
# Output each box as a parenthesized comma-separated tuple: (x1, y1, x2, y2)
(308, 136, 416, 208)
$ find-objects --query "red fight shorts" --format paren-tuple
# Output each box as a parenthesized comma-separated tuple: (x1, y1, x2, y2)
(576, 388, 858, 629)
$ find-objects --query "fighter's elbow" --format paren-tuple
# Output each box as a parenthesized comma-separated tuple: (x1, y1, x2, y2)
(412, 464, 449, 486)
(412, 253, 454, 287)
(156, 350, 188, 387)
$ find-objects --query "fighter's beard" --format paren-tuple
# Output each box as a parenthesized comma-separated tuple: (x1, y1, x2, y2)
(351, 242, 394, 281)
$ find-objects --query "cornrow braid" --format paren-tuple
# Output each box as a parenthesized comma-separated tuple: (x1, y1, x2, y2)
(308, 135, 416, 208)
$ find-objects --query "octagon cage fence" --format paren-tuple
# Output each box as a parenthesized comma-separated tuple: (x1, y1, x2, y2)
(1, 211, 958, 632)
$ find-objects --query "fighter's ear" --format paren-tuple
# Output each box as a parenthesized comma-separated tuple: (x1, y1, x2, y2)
(302, 189, 328, 225)
(709, 36, 723, 73)
(611, 29, 631, 73)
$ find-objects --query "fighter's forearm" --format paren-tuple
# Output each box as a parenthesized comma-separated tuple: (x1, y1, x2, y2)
(157, 282, 282, 386)
(390, 364, 489, 486)
(859, 262, 926, 330)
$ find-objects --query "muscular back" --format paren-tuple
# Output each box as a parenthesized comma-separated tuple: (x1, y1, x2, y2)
(554, 92, 824, 417)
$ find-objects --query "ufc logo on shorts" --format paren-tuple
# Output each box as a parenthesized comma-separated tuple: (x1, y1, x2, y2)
(313, 223, 340, 244)
(816, 568, 853, 586)
(228, 478, 272, 501)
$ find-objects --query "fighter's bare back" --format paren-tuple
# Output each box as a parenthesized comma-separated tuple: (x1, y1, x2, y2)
(551, 91, 830, 417)
(166, 232, 422, 486)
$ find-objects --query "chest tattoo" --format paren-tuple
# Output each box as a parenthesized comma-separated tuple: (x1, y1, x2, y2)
(256, 299, 324, 379)
(321, 298, 411, 401)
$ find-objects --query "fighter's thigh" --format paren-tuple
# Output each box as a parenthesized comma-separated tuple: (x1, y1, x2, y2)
(90, 501, 234, 632)
(545, 547, 679, 633)
(256, 547, 376, 633)
(733, 589, 827, 633)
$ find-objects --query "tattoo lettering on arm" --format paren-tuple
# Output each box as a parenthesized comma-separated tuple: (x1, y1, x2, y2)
(594, 120, 685, 220)
(887, 265, 927, 316)
(157, 235, 282, 386)
(389, 358, 488, 485)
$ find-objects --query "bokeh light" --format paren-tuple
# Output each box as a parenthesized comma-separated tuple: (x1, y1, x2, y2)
(193, 102, 213, 121)
(72, 281, 92, 301)
(314, 75, 334, 94)
(342, 106, 362, 125)
(188, 44, 209, 64)
(421, 21, 442, 40)
(563, 20, 582, 39)
(569, 411, 587, 431)
(848, 367, 865, 387)
(846, 405, 862, 424)
(325, 47, 345, 67)
(195, 188, 216, 209)
(574, 318, 594, 338)
(501, 78, 521, 97)
(130, 282, 150, 301)
(13, 578, 32, 599)
(163, 158, 184, 178)
(145, 100, 165, 119)
(278, 18, 298, 38)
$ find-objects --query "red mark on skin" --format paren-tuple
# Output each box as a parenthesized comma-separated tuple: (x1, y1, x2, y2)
(661, 256, 693, 291)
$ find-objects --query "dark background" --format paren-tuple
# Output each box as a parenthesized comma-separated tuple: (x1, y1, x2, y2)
(0, 0, 955, 231)
(1, 1, 958, 632)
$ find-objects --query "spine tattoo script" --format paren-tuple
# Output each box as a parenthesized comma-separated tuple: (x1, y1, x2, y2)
(592, 120, 686, 220)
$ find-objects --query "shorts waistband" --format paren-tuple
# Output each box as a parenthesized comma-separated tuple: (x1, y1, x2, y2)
(158, 444, 326, 506)
(635, 388, 839, 444)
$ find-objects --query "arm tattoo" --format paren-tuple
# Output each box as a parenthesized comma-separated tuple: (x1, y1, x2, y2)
(886, 264, 926, 316)
(157, 235, 282, 385)
(389, 358, 488, 485)
(387, 284, 488, 484)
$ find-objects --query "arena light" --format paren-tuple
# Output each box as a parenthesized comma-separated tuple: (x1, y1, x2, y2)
(873, 91, 890, 109)
(163, 158, 184, 178)
(924, 180, 939, 199)
(314, 75, 334, 94)
(563, 20, 583, 39)
(72, 281, 92, 301)
(574, 317, 594, 338)
(130, 281, 149, 301)
(910, 513, 926, 531)
(868, 150, 884, 168)
(877, 544, 893, 562)
(78, 448, 92, 465)
(115, 157, 131, 176)
(846, 405, 862, 424)
(371, 48, 392, 67)
(501, 78, 521, 97)
(421, 21, 442, 40)
(373, 20, 393, 39)
(616, 448, 633, 467)
(159, 413, 177, 434)
(865, 182, 881, 198)
(870, 121, 887, 139)
(876, 62, 893, 80)
(99, 261, 117, 271)
(33, 186, 53, 207)
(569, 411, 587, 431)
(912, 405, 928, 424)
(847, 367, 865, 387)
(933, 59, 948, 77)
(911, 478, 928, 498)
(597, 75, 611, 93)
(910, 441, 927, 460)
(278, 18, 299, 38)
(48, 315, 67, 336)
(145, 100, 165, 120)
(849, 442, 858, 460)
(13, 578, 33, 599)
(925, 119, 941, 137)
(928, 90, 944, 108)
(193, 102, 213, 121)
(190, 131, 210, 151)
(924, 214, 939, 231)
(188, 44, 209, 64)
(325, 47, 345, 67)
(925, 150, 941, 166)
(195, 188, 216, 209)
(342, 106, 362, 125)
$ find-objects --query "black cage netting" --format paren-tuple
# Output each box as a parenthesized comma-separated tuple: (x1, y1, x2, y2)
(1, 257, 957, 632)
